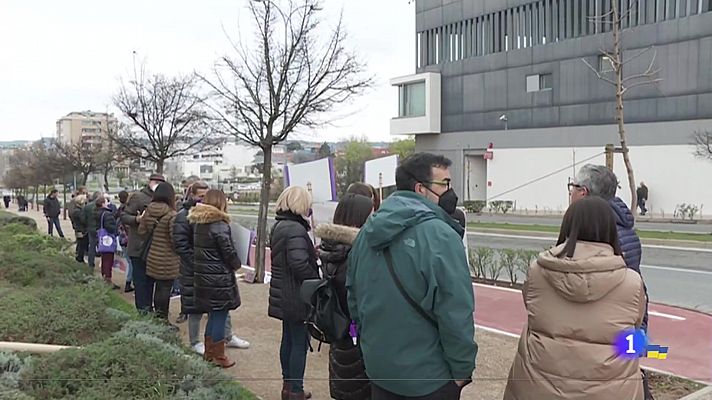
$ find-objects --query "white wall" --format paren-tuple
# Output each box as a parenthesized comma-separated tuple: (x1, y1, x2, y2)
(486, 145, 712, 217)
(222, 143, 259, 173)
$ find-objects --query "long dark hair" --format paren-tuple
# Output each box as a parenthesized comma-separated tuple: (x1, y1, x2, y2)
(152, 182, 176, 210)
(347, 182, 381, 211)
(556, 196, 622, 258)
(333, 193, 373, 228)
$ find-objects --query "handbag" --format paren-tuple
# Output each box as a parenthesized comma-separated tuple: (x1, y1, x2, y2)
(97, 212, 117, 254)
(384, 248, 437, 328)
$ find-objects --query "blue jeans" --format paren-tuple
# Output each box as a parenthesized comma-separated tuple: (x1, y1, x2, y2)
(87, 232, 97, 268)
(130, 257, 154, 313)
(280, 320, 309, 393)
(47, 217, 64, 238)
(189, 313, 234, 346)
(205, 310, 229, 342)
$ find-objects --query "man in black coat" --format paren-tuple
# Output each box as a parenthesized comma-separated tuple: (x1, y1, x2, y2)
(173, 181, 250, 354)
(43, 189, 65, 238)
(121, 174, 165, 313)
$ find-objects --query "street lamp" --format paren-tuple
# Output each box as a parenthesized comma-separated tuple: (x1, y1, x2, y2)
(499, 114, 508, 131)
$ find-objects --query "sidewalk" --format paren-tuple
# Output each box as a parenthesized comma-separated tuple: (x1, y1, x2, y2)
(8, 207, 518, 399)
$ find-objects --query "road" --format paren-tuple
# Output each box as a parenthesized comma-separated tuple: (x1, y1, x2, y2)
(230, 213, 712, 314)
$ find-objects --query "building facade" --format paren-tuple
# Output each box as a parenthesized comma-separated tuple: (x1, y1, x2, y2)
(393, 0, 712, 215)
(56, 111, 118, 150)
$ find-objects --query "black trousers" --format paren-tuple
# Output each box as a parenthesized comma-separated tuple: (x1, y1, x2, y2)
(75, 236, 88, 262)
(372, 382, 463, 400)
(153, 279, 174, 319)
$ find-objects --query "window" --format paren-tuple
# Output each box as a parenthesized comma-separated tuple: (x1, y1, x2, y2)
(398, 81, 426, 117)
(599, 55, 613, 72)
(526, 73, 552, 92)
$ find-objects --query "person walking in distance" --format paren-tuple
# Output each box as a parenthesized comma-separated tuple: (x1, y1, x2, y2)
(188, 190, 242, 368)
(637, 182, 649, 216)
(269, 186, 319, 400)
(70, 194, 88, 263)
(314, 193, 374, 400)
(173, 181, 250, 355)
(347, 153, 477, 400)
(121, 174, 165, 313)
(568, 164, 653, 399)
(503, 196, 646, 400)
(43, 189, 65, 238)
(138, 182, 180, 322)
(84, 192, 102, 271)
(95, 196, 120, 290)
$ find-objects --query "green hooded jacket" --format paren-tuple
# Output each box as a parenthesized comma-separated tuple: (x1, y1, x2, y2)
(346, 190, 477, 396)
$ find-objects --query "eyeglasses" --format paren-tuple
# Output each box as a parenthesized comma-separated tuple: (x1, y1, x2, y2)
(425, 179, 451, 189)
(567, 183, 585, 192)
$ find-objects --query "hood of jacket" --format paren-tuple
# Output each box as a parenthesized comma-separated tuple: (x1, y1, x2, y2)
(315, 223, 359, 266)
(609, 197, 635, 230)
(536, 241, 628, 303)
(188, 203, 230, 225)
(360, 190, 464, 251)
(146, 202, 173, 219)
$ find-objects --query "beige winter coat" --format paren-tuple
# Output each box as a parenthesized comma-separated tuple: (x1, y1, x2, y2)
(503, 241, 646, 400)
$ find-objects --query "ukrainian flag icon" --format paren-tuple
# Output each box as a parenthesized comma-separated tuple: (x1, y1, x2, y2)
(646, 345, 669, 360)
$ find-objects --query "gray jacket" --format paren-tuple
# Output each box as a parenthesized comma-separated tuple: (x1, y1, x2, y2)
(120, 187, 153, 257)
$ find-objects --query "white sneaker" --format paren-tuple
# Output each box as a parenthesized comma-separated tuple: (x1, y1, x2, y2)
(226, 336, 250, 349)
(192, 342, 205, 355)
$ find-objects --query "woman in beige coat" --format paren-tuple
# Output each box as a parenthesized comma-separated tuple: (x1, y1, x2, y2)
(504, 196, 646, 400)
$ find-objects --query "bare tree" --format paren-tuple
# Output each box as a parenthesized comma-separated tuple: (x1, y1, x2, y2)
(693, 131, 712, 161)
(111, 68, 220, 174)
(198, 0, 371, 282)
(582, 0, 662, 216)
(54, 142, 98, 186)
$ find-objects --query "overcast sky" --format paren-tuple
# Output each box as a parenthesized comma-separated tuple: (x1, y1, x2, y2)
(0, 1, 415, 143)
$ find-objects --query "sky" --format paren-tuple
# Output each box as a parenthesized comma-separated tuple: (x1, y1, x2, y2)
(0, 0, 415, 143)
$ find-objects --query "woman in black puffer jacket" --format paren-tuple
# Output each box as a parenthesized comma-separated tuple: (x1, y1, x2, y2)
(188, 189, 241, 369)
(314, 193, 374, 400)
(268, 186, 319, 400)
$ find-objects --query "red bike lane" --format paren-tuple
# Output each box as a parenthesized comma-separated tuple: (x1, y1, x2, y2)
(473, 283, 712, 384)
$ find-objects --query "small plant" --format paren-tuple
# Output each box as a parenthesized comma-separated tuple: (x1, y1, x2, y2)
(470, 247, 494, 279)
(674, 203, 700, 221)
(489, 200, 514, 214)
(500, 249, 520, 285)
(517, 250, 538, 280)
(463, 200, 486, 214)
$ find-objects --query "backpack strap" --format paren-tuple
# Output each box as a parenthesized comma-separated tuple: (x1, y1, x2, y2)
(383, 248, 437, 328)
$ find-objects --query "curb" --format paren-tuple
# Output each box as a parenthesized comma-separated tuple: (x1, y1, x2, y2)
(679, 385, 712, 400)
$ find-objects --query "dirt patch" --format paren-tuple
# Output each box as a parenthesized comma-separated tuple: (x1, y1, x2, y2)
(647, 371, 707, 400)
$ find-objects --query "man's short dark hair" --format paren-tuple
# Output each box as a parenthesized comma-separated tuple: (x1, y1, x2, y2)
(395, 153, 452, 192)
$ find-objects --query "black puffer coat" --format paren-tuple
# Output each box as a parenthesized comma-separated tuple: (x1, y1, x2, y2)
(188, 204, 241, 313)
(315, 223, 371, 400)
(268, 211, 319, 323)
(173, 198, 198, 314)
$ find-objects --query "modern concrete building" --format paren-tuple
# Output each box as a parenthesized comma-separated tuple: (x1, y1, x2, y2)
(56, 111, 118, 150)
(393, 0, 712, 216)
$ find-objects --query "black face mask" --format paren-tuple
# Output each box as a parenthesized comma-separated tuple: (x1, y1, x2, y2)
(422, 184, 459, 215)
(436, 188, 459, 215)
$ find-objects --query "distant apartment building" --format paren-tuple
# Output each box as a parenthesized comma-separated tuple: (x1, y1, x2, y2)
(56, 111, 118, 150)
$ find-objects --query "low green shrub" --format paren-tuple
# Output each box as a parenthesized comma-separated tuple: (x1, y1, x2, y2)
(0, 249, 88, 288)
(0, 212, 37, 230)
(20, 336, 241, 400)
(463, 200, 486, 213)
(0, 283, 122, 346)
(114, 321, 181, 346)
(469, 247, 494, 279)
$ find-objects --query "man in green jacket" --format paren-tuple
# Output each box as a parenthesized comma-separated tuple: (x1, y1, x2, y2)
(83, 192, 102, 270)
(347, 153, 477, 399)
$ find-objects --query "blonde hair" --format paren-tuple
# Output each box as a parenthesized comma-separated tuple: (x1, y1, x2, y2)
(275, 186, 312, 217)
(204, 189, 228, 212)
(75, 194, 87, 206)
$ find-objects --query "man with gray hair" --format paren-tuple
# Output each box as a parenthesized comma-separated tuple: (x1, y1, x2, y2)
(569, 164, 653, 399)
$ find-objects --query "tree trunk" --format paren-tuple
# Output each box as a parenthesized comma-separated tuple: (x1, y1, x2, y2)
(62, 183, 68, 220)
(612, 0, 638, 215)
(103, 169, 110, 192)
(81, 172, 90, 186)
(156, 160, 165, 174)
(34, 186, 39, 211)
(254, 144, 273, 283)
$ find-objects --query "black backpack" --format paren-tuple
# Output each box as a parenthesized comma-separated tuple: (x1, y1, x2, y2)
(299, 272, 351, 349)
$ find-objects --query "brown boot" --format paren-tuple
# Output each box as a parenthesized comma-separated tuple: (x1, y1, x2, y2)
(287, 391, 311, 400)
(281, 382, 290, 400)
(211, 340, 235, 368)
(203, 336, 214, 362)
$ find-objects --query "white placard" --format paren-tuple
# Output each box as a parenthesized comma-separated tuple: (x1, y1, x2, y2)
(364, 155, 399, 188)
(284, 158, 337, 203)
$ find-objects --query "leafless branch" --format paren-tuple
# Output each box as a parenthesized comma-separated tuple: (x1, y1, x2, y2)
(582, 58, 618, 87)
(693, 131, 712, 160)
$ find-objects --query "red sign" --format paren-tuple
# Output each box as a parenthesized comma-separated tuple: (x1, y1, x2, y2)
(483, 150, 494, 160)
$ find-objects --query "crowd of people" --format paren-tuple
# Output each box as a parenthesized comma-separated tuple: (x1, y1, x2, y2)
(267, 154, 651, 400)
(27, 150, 653, 400)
